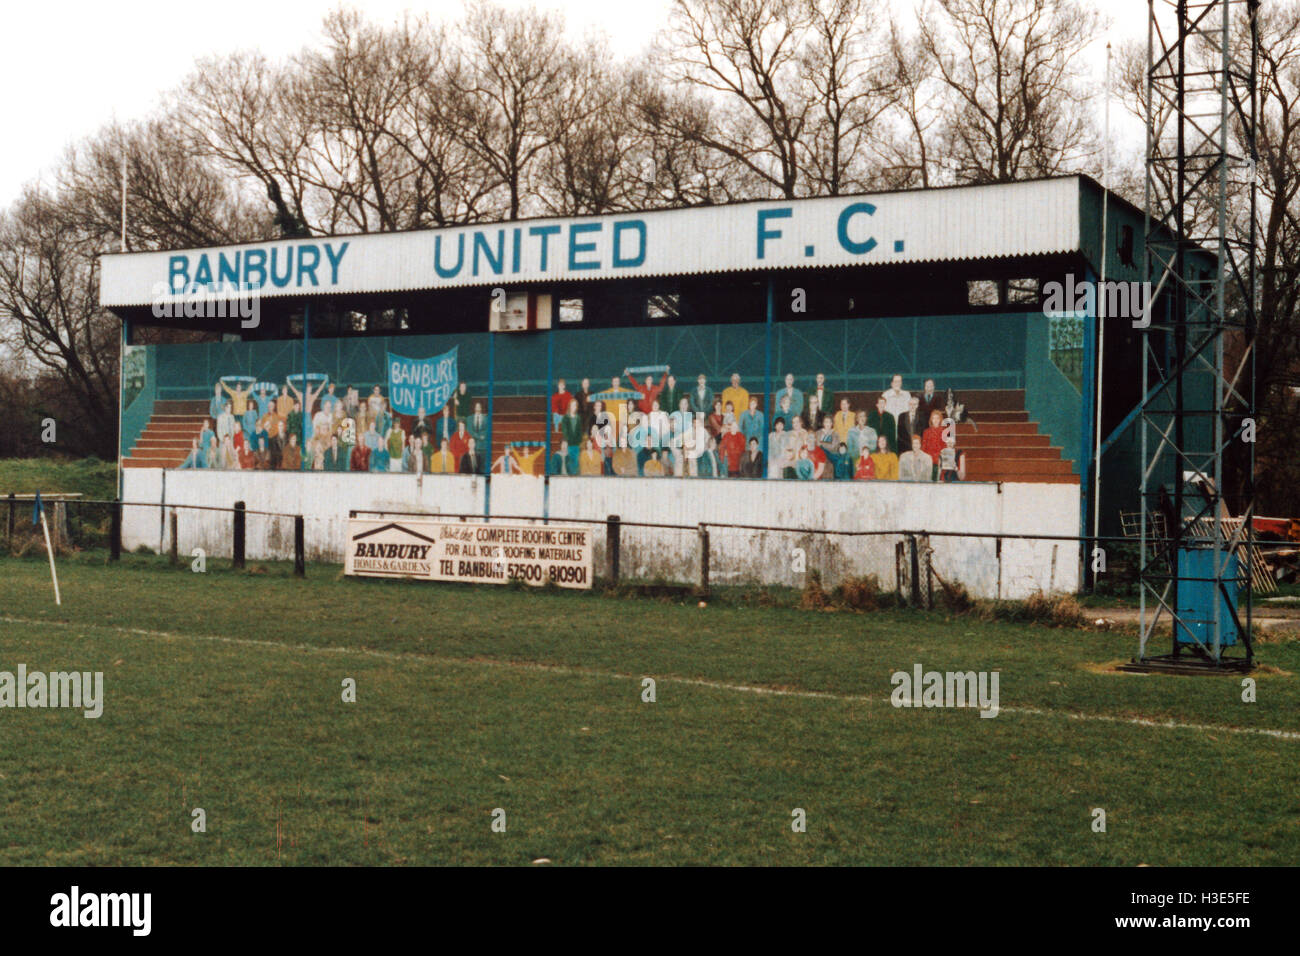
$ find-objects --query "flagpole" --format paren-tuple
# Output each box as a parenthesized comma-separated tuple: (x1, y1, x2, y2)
(1092, 41, 1111, 578)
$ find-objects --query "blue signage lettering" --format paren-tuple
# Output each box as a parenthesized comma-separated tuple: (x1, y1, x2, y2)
(757, 208, 792, 259)
(837, 202, 877, 255)
(613, 220, 646, 268)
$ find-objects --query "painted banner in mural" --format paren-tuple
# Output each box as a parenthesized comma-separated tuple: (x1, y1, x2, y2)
(344, 517, 596, 589)
(387, 347, 458, 417)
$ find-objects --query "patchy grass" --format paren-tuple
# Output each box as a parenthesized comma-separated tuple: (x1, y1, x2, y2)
(1, 552, 1298, 865)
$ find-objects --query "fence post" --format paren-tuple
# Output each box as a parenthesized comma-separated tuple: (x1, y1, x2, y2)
(699, 523, 710, 598)
(110, 500, 122, 562)
(7, 492, 15, 548)
(294, 515, 305, 578)
(606, 514, 620, 583)
(908, 533, 921, 608)
(233, 501, 246, 570)
(169, 511, 179, 566)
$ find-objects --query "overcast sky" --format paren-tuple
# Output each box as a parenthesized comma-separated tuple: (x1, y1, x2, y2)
(1, 0, 1149, 209)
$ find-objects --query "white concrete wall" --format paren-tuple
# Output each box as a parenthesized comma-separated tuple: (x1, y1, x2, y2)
(123, 470, 1080, 598)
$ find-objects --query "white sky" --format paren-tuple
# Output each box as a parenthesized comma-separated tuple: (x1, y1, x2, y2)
(1, 0, 1148, 208)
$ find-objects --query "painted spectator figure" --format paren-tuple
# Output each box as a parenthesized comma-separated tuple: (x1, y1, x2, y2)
(387, 422, 406, 472)
(319, 382, 341, 417)
(274, 384, 294, 419)
(772, 373, 804, 423)
(411, 408, 431, 444)
(367, 385, 385, 419)
(254, 385, 274, 419)
(808, 373, 830, 421)
(775, 393, 794, 431)
(767, 418, 789, 479)
(349, 433, 369, 471)
(220, 379, 250, 417)
(237, 436, 256, 470)
(806, 434, 828, 480)
(883, 374, 912, 420)
(794, 444, 815, 480)
(781, 444, 798, 479)
(255, 437, 273, 470)
(549, 440, 578, 476)
(816, 414, 839, 462)
(707, 399, 725, 439)
(646, 400, 671, 453)
(854, 447, 876, 480)
(660, 449, 679, 476)
(612, 443, 638, 477)
(199, 418, 216, 456)
(241, 404, 259, 445)
(867, 395, 898, 453)
(551, 379, 574, 431)
(312, 405, 332, 446)
(216, 402, 236, 444)
(343, 386, 361, 422)
(847, 410, 877, 462)
(921, 409, 946, 477)
(661, 374, 686, 418)
(270, 422, 290, 470)
(468, 402, 489, 447)
(287, 400, 304, 446)
(625, 366, 668, 415)
(209, 383, 226, 419)
(575, 378, 594, 429)
(285, 376, 323, 417)
(362, 420, 382, 452)
(324, 435, 346, 471)
(720, 420, 745, 476)
(787, 414, 808, 452)
(833, 397, 855, 444)
(311, 443, 325, 471)
(871, 434, 899, 480)
(451, 382, 473, 420)
(429, 438, 457, 474)
(449, 420, 471, 462)
(899, 434, 935, 482)
(670, 396, 693, 443)
(180, 437, 204, 470)
(579, 438, 604, 475)
(805, 395, 822, 437)
(739, 437, 764, 478)
(897, 395, 926, 450)
(831, 442, 854, 480)
(560, 399, 584, 449)
(281, 433, 302, 471)
(721, 374, 749, 420)
(917, 378, 941, 423)
(690, 374, 714, 416)
(739, 396, 764, 444)
(220, 435, 239, 470)
(642, 451, 666, 476)
(458, 436, 483, 474)
(368, 430, 389, 471)
(938, 433, 967, 482)
(696, 436, 725, 478)
(436, 404, 456, 445)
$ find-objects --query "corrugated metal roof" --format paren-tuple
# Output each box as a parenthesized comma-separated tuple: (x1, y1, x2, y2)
(100, 177, 1084, 308)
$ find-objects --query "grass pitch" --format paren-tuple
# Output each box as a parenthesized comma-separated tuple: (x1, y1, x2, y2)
(1, 552, 1297, 866)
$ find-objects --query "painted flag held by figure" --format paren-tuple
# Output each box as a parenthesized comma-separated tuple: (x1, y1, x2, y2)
(387, 347, 458, 417)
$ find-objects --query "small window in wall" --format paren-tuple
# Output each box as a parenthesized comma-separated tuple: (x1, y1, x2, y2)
(646, 293, 681, 320)
(1007, 278, 1039, 305)
(967, 280, 999, 307)
(559, 298, 583, 323)
(347, 311, 368, 333)
(1118, 224, 1136, 267)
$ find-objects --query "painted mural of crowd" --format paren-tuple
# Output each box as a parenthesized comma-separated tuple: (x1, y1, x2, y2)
(540, 369, 968, 481)
(180, 369, 968, 481)
(181, 377, 493, 474)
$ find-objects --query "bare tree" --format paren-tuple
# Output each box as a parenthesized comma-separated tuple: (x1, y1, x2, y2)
(914, 0, 1102, 184)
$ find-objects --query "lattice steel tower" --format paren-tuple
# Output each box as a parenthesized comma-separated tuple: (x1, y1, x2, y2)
(1139, 0, 1258, 667)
